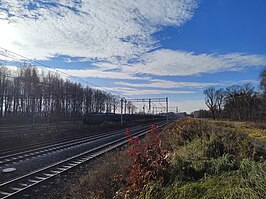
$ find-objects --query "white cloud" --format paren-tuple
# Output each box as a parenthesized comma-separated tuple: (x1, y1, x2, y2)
(116, 79, 221, 89)
(124, 49, 266, 76)
(96, 87, 195, 96)
(1, 1, 263, 115)
(0, 0, 197, 61)
(46, 49, 266, 82)
(54, 49, 266, 80)
(1, 0, 265, 81)
(56, 68, 149, 80)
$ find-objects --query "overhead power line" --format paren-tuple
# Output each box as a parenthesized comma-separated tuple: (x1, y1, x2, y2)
(0, 46, 123, 97)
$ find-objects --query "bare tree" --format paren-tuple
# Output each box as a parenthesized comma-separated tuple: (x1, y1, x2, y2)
(241, 83, 256, 120)
(203, 87, 217, 120)
(0, 65, 120, 123)
(112, 96, 120, 114)
(215, 88, 225, 118)
(224, 85, 243, 120)
(260, 68, 266, 92)
(0, 67, 10, 118)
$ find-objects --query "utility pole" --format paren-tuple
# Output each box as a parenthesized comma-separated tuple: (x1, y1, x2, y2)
(125, 97, 169, 122)
(166, 97, 169, 124)
(148, 99, 151, 114)
(120, 98, 123, 126)
(124, 99, 127, 114)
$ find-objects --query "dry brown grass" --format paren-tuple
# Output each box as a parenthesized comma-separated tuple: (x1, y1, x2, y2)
(64, 118, 266, 199)
(67, 148, 132, 199)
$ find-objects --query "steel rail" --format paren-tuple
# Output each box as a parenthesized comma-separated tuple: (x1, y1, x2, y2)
(0, 122, 158, 165)
(0, 123, 167, 199)
(0, 121, 158, 156)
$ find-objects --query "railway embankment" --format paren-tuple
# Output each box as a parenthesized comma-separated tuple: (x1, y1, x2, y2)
(0, 121, 167, 199)
(61, 118, 266, 199)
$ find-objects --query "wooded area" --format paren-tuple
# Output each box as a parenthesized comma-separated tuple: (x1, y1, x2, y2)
(0, 65, 121, 124)
(200, 68, 266, 121)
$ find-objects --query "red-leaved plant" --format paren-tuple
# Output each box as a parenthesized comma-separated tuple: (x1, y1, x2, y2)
(115, 125, 169, 197)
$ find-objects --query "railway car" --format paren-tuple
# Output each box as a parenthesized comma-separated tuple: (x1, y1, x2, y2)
(82, 113, 164, 125)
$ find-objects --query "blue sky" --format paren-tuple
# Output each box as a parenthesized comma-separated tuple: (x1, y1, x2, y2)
(0, 0, 265, 112)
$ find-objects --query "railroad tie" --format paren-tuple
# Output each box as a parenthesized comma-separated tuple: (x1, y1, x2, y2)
(0, 191, 11, 196)
(10, 187, 21, 191)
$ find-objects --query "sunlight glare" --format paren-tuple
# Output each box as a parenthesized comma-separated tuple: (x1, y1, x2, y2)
(0, 21, 16, 53)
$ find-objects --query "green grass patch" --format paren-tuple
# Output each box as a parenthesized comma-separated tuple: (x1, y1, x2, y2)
(208, 120, 266, 142)
(65, 118, 266, 199)
(141, 118, 266, 199)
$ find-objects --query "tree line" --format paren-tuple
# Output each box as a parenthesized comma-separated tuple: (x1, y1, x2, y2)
(198, 68, 266, 121)
(0, 65, 121, 123)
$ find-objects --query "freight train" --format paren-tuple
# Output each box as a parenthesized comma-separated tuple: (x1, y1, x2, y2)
(83, 113, 164, 125)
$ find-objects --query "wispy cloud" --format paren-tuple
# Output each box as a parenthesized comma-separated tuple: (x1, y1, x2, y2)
(123, 49, 266, 76)
(0, 0, 197, 61)
(115, 79, 221, 89)
(1, 1, 265, 78)
(48, 49, 266, 80)
(56, 68, 149, 80)
(95, 87, 195, 96)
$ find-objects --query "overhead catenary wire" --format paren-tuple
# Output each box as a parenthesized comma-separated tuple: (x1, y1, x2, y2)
(0, 46, 122, 96)
(0, 46, 124, 97)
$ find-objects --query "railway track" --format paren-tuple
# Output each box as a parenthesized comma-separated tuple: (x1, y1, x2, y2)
(0, 122, 168, 199)
(0, 123, 126, 155)
(0, 120, 160, 156)
(0, 122, 158, 166)
(0, 122, 81, 137)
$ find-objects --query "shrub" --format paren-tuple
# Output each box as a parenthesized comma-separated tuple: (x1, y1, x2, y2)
(141, 119, 265, 199)
(115, 125, 170, 198)
(66, 118, 266, 199)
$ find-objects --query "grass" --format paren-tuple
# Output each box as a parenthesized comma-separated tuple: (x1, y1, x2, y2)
(207, 120, 266, 142)
(65, 118, 266, 199)
(150, 158, 266, 199)
(141, 118, 266, 199)
(66, 148, 132, 199)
